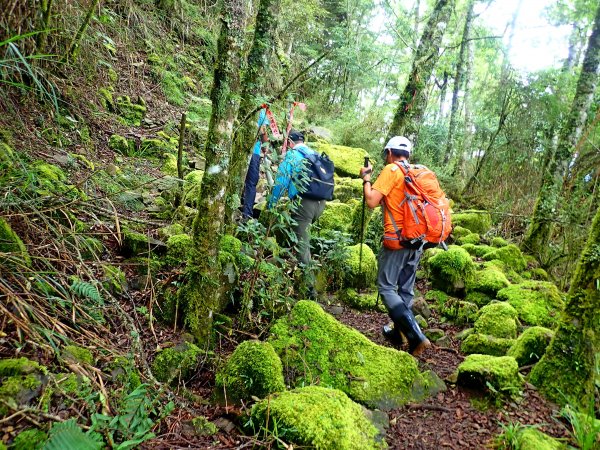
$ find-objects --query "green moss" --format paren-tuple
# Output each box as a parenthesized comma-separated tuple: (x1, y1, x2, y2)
(108, 134, 134, 155)
(496, 281, 564, 327)
(0, 374, 42, 415)
(152, 342, 202, 384)
(474, 302, 519, 339)
(161, 153, 179, 176)
(11, 428, 47, 450)
(0, 142, 14, 170)
(457, 233, 481, 245)
(342, 244, 377, 288)
(317, 201, 354, 232)
(507, 326, 554, 367)
(62, 345, 94, 365)
(456, 354, 522, 396)
(166, 234, 193, 263)
(461, 243, 495, 257)
(250, 386, 384, 449)
(483, 244, 527, 273)
(219, 234, 242, 254)
(121, 229, 152, 257)
(312, 142, 369, 178)
(428, 246, 475, 294)
(0, 358, 44, 376)
(140, 138, 174, 156)
(101, 263, 127, 294)
(452, 211, 492, 234)
(190, 416, 218, 436)
(338, 288, 385, 312)
(115, 95, 146, 126)
(529, 267, 549, 281)
(452, 226, 472, 239)
(182, 170, 204, 207)
(333, 176, 363, 202)
(98, 87, 114, 111)
(269, 300, 440, 409)
(465, 291, 493, 308)
(491, 236, 508, 248)
(158, 224, 185, 240)
(516, 428, 566, 450)
(461, 333, 515, 356)
(215, 340, 285, 404)
(467, 265, 510, 296)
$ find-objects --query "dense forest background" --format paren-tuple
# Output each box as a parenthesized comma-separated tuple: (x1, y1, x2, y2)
(0, 0, 599, 448)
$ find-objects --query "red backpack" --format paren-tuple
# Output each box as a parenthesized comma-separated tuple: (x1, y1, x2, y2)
(383, 161, 452, 250)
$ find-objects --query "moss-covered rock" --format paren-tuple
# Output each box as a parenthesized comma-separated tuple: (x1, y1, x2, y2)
(0, 218, 31, 267)
(152, 342, 201, 384)
(525, 267, 550, 281)
(338, 288, 385, 312)
(474, 302, 519, 339)
(249, 386, 384, 450)
(457, 233, 481, 245)
(317, 201, 354, 232)
(461, 243, 495, 258)
(62, 345, 94, 365)
(158, 223, 185, 240)
(0, 374, 42, 415)
(452, 211, 492, 234)
(464, 291, 493, 308)
(0, 358, 45, 377)
(456, 354, 522, 396)
(312, 142, 369, 178)
(190, 416, 218, 437)
(515, 428, 567, 450)
(436, 297, 478, 325)
(98, 87, 114, 111)
(427, 246, 475, 294)
(452, 226, 472, 239)
(333, 176, 363, 202)
(220, 234, 242, 254)
(166, 233, 193, 264)
(461, 333, 515, 356)
(507, 326, 554, 367)
(161, 153, 178, 176)
(115, 95, 146, 126)
(121, 228, 165, 257)
(269, 300, 443, 409)
(491, 236, 508, 248)
(215, 340, 285, 404)
(496, 281, 564, 327)
(108, 134, 134, 155)
(11, 428, 47, 450)
(140, 138, 175, 156)
(467, 265, 510, 296)
(482, 244, 527, 273)
(182, 170, 204, 207)
(342, 243, 377, 288)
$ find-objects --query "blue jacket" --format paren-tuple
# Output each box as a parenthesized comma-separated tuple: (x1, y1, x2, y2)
(268, 143, 315, 208)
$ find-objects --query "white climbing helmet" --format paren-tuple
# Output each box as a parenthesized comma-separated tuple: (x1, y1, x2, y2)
(384, 136, 412, 153)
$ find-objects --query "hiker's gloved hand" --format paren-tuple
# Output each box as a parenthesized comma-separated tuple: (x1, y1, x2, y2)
(360, 163, 373, 181)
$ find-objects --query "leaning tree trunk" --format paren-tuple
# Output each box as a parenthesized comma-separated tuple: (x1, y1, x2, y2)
(451, 36, 474, 178)
(522, 4, 600, 258)
(226, 0, 278, 224)
(444, 0, 475, 164)
(387, 0, 454, 145)
(529, 197, 600, 407)
(182, 0, 249, 343)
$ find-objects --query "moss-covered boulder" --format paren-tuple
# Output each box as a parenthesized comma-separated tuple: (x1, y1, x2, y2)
(507, 326, 554, 367)
(456, 354, 522, 396)
(338, 288, 385, 312)
(269, 301, 443, 409)
(452, 211, 492, 234)
(496, 281, 564, 327)
(514, 428, 567, 450)
(474, 302, 519, 339)
(215, 340, 285, 404)
(108, 134, 134, 155)
(467, 265, 510, 296)
(427, 246, 475, 294)
(0, 373, 43, 416)
(482, 244, 527, 272)
(158, 223, 185, 240)
(115, 95, 146, 126)
(152, 342, 201, 384)
(342, 244, 377, 288)
(0, 218, 31, 266)
(452, 226, 472, 240)
(456, 233, 481, 245)
(491, 236, 508, 248)
(464, 291, 493, 308)
(61, 345, 94, 365)
(524, 267, 550, 281)
(436, 297, 478, 325)
(166, 233, 193, 264)
(249, 386, 385, 450)
(461, 243, 495, 258)
(220, 234, 242, 254)
(317, 201, 354, 232)
(334, 176, 363, 202)
(121, 228, 165, 257)
(312, 142, 369, 178)
(182, 170, 204, 207)
(461, 333, 515, 356)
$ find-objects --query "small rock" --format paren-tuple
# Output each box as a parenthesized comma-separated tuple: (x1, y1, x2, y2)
(455, 328, 474, 340)
(425, 328, 445, 341)
(412, 296, 431, 319)
(436, 335, 451, 348)
(328, 305, 344, 316)
(213, 417, 236, 434)
(415, 314, 428, 329)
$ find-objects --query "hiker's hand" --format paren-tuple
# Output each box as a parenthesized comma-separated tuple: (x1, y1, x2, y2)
(360, 163, 373, 181)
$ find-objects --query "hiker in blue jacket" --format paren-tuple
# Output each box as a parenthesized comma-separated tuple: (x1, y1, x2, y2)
(241, 109, 270, 219)
(268, 130, 326, 299)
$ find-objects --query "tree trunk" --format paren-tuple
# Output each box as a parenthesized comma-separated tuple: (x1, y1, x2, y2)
(444, 0, 475, 164)
(529, 198, 600, 407)
(226, 0, 278, 224)
(182, 0, 249, 343)
(452, 35, 474, 178)
(387, 0, 454, 145)
(435, 71, 449, 125)
(522, 4, 600, 258)
(64, 0, 101, 62)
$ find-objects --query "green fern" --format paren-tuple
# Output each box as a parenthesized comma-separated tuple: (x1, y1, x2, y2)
(42, 419, 103, 450)
(70, 278, 103, 305)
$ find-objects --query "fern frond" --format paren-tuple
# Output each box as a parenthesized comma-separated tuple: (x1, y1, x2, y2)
(43, 419, 104, 450)
(70, 278, 103, 305)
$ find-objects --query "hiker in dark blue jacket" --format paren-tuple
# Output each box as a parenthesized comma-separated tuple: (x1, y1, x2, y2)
(268, 130, 326, 299)
(241, 109, 270, 219)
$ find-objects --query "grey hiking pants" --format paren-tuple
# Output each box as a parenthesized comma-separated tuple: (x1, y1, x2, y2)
(291, 197, 326, 266)
(377, 246, 423, 312)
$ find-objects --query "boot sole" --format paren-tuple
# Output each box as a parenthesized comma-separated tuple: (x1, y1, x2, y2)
(411, 339, 431, 356)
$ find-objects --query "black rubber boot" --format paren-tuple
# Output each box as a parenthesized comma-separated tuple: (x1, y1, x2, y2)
(389, 303, 431, 356)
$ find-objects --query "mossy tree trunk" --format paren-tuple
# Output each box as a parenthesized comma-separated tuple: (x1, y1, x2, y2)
(64, 0, 101, 62)
(183, 0, 249, 343)
(226, 0, 279, 224)
(444, 0, 475, 165)
(522, 4, 600, 259)
(529, 200, 600, 407)
(387, 0, 454, 145)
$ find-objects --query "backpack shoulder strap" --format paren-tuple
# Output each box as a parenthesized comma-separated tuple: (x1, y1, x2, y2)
(393, 161, 434, 204)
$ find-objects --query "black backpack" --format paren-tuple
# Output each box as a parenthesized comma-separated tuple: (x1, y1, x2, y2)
(296, 148, 335, 201)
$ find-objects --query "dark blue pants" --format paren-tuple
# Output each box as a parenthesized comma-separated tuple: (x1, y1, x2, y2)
(242, 153, 261, 218)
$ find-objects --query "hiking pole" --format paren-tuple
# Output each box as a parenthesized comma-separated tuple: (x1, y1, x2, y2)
(358, 156, 370, 289)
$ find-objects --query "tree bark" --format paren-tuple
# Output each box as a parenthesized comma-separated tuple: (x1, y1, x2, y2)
(183, 0, 249, 343)
(64, 0, 101, 62)
(521, 4, 600, 258)
(444, 0, 475, 164)
(387, 0, 454, 145)
(226, 0, 278, 224)
(529, 197, 600, 407)
(452, 34, 474, 178)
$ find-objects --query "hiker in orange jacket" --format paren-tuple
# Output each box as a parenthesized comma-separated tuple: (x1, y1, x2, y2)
(360, 136, 431, 356)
